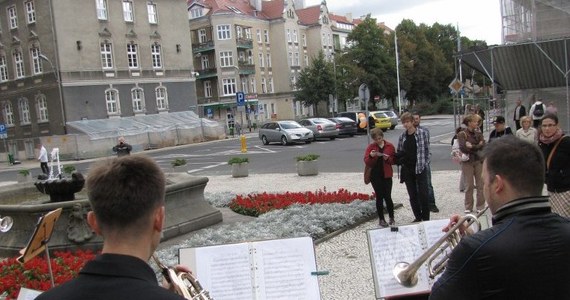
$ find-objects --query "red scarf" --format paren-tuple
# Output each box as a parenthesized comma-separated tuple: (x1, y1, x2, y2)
(539, 128, 564, 145)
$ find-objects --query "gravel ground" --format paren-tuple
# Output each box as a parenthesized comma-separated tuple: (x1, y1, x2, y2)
(202, 170, 481, 300)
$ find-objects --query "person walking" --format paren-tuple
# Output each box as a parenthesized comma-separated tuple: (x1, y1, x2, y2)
(112, 136, 132, 157)
(457, 113, 486, 213)
(364, 128, 396, 227)
(412, 112, 439, 213)
(512, 98, 526, 130)
(430, 136, 570, 299)
(528, 98, 545, 128)
(38, 144, 49, 175)
(538, 114, 570, 218)
(396, 112, 430, 222)
(36, 155, 188, 300)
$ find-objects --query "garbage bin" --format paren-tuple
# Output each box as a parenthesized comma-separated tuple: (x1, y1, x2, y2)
(8, 153, 14, 165)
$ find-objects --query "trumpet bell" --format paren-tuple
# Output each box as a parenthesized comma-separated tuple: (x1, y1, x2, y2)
(393, 262, 418, 287)
(0, 216, 13, 232)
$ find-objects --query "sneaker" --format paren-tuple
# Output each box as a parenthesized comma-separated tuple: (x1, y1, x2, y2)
(389, 218, 395, 226)
(379, 220, 389, 228)
(430, 206, 440, 213)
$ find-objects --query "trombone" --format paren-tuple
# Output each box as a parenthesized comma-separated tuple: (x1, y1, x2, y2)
(393, 207, 489, 287)
(0, 215, 13, 233)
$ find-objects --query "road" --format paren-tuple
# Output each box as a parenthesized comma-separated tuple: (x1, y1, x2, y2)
(0, 115, 459, 181)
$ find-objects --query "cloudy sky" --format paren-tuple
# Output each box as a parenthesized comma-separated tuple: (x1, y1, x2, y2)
(305, 0, 503, 45)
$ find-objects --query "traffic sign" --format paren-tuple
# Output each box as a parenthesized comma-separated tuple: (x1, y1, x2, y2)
(236, 92, 245, 106)
(358, 84, 370, 101)
(448, 79, 463, 94)
(0, 123, 6, 139)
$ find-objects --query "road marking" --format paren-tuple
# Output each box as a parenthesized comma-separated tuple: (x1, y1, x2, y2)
(186, 162, 227, 173)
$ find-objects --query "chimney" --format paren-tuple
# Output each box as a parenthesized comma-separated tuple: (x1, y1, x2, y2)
(249, 0, 262, 11)
(345, 13, 352, 22)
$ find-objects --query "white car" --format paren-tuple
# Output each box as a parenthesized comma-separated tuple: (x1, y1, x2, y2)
(259, 121, 314, 145)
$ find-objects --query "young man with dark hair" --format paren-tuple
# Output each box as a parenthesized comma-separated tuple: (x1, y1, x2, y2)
(412, 112, 439, 213)
(430, 136, 570, 299)
(37, 155, 187, 300)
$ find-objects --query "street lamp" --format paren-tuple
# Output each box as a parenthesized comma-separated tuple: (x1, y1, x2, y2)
(39, 54, 66, 134)
(330, 53, 338, 116)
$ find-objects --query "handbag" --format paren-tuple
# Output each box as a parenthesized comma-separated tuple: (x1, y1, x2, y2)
(451, 138, 469, 163)
(364, 165, 372, 185)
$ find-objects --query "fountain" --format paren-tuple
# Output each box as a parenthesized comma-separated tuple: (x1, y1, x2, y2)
(34, 148, 85, 202)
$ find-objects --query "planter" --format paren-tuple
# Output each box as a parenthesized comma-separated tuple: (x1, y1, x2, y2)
(296, 160, 318, 176)
(231, 162, 249, 178)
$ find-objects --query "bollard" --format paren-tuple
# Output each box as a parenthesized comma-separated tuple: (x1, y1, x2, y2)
(240, 134, 247, 153)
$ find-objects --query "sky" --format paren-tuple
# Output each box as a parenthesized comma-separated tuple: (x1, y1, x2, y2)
(304, 0, 503, 45)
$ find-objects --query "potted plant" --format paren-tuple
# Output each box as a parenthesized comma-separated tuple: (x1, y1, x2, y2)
(295, 154, 320, 176)
(171, 158, 187, 172)
(228, 157, 249, 178)
(18, 169, 32, 182)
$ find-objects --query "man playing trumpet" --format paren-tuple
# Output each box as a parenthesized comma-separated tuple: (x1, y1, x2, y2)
(37, 155, 187, 300)
(430, 136, 570, 299)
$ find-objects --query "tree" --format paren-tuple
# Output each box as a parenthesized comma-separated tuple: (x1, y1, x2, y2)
(294, 51, 335, 116)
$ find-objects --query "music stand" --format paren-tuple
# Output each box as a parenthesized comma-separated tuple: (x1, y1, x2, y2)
(17, 208, 63, 287)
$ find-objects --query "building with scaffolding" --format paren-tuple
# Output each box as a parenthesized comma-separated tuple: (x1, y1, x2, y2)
(501, 0, 570, 43)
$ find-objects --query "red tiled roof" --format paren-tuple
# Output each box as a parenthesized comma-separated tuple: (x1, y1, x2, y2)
(262, 0, 284, 19)
(329, 13, 351, 25)
(296, 5, 321, 26)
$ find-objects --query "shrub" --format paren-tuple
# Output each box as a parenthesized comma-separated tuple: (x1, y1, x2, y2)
(228, 157, 249, 165)
(18, 169, 30, 176)
(63, 165, 76, 174)
(295, 154, 320, 162)
(171, 158, 187, 167)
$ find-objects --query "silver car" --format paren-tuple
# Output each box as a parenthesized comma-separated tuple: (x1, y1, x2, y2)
(299, 118, 339, 141)
(259, 120, 314, 145)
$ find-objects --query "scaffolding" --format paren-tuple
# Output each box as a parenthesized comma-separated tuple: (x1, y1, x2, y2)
(501, 0, 570, 43)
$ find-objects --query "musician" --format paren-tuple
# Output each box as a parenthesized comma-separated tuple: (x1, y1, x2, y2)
(430, 136, 570, 299)
(37, 156, 187, 300)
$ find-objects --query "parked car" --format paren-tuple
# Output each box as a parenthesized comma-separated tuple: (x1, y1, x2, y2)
(369, 111, 392, 131)
(377, 109, 399, 130)
(298, 118, 339, 141)
(259, 120, 314, 145)
(328, 117, 357, 137)
(337, 111, 369, 133)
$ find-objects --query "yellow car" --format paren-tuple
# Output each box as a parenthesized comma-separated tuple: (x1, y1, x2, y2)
(369, 111, 392, 131)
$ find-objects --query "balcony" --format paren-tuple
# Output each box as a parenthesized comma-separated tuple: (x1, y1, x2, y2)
(196, 67, 218, 79)
(237, 62, 256, 75)
(236, 38, 253, 49)
(192, 40, 215, 53)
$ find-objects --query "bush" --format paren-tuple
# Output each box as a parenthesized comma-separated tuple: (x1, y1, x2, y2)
(171, 158, 187, 167)
(18, 169, 30, 176)
(295, 154, 320, 162)
(228, 157, 249, 165)
(63, 165, 76, 174)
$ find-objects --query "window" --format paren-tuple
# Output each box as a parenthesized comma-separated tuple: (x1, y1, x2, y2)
(258, 53, 264, 67)
(13, 50, 25, 79)
(127, 43, 139, 69)
(19, 98, 30, 124)
(105, 89, 120, 114)
(247, 50, 253, 64)
(290, 75, 297, 90)
(261, 78, 267, 93)
(3, 103, 14, 126)
(222, 78, 236, 95)
(0, 56, 8, 82)
(36, 95, 48, 122)
(293, 30, 298, 43)
(236, 26, 242, 39)
(96, 0, 108, 20)
(241, 76, 248, 93)
(266, 53, 271, 68)
(204, 81, 212, 98)
(256, 29, 261, 43)
(200, 55, 209, 69)
(131, 88, 144, 112)
(122, 1, 134, 22)
(286, 29, 291, 43)
(304, 55, 308, 66)
(219, 51, 233, 67)
(151, 44, 162, 69)
(263, 30, 270, 43)
(8, 6, 18, 29)
(250, 77, 256, 93)
(25, 1, 36, 24)
(156, 86, 168, 110)
(100, 42, 113, 69)
(147, 3, 158, 24)
(190, 7, 202, 18)
(268, 77, 274, 93)
(288, 52, 292, 66)
(245, 28, 251, 39)
(302, 34, 307, 47)
(198, 29, 207, 43)
(30, 47, 42, 75)
(217, 25, 231, 40)
(294, 52, 299, 66)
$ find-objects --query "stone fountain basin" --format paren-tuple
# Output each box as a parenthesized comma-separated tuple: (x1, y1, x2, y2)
(0, 173, 222, 257)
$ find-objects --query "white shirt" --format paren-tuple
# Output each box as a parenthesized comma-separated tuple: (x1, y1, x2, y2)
(38, 146, 48, 162)
(529, 101, 544, 120)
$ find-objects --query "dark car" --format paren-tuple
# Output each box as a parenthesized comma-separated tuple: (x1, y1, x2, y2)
(337, 111, 369, 133)
(328, 117, 357, 136)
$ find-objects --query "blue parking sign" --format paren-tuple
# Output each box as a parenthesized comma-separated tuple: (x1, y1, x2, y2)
(0, 123, 6, 139)
(236, 92, 245, 106)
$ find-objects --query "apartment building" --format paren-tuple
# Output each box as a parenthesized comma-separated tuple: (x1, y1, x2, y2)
(0, 0, 195, 159)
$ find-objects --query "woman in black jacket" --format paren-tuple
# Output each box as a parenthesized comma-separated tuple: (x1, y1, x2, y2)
(538, 114, 570, 218)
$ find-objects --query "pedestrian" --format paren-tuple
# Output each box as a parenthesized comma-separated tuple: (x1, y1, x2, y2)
(457, 113, 486, 213)
(451, 125, 467, 192)
(38, 144, 50, 175)
(488, 116, 513, 143)
(430, 136, 570, 299)
(512, 98, 526, 130)
(396, 112, 430, 222)
(364, 128, 396, 227)
(36, 155, 188, 300)
(528, 98, 545, 128)
(515, 116, 538, 143)
(412, 112, 439, 213)
(112, 136, 132, 157)
(546, 101, 558, 115)
(475, 104, 485, 132)
(538, 114, 570, 218)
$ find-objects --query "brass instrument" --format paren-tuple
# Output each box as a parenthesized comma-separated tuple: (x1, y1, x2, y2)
(152, 254, 213, 300)
(393, 207, 489, 287)
(0, 215, 13, 232)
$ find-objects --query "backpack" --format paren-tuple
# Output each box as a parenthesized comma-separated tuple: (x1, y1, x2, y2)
(533, 103, 544, 117)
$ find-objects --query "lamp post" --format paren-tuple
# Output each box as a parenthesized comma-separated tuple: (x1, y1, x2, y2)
(39, 54, 66, 134)
(331, 53, 337, 116)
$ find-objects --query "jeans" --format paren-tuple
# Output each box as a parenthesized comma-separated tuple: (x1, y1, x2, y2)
(402, 167, 430, 221)
(426, 164, 436, 208)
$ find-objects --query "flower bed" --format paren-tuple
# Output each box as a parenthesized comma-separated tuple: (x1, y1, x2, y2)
(0, 249, 96, 299)
(229, 188, 372, 217)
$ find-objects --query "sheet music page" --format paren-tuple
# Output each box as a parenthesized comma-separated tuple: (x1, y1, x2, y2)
(421, 219, 453, 284)
(367, 224, 430, 298)
(252, 236, 321, 300)
(179, 243, 254, 300)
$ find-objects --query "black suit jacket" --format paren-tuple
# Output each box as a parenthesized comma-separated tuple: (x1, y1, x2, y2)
(36, 254, 185, 300)
(513, 105, 526, 120)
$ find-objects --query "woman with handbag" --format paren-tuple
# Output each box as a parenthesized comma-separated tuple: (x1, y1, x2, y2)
(538, 114, 570, 218)
(364, 128, 396, 227)
(458, 113, 486, 213)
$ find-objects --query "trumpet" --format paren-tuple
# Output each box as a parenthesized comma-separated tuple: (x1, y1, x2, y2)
(393, 207, 489, 287)
(0, 215, 13, 233)
(152, 254, 213, 300)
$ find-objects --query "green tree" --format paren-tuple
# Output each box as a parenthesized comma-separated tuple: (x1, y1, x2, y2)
(294, 51, 335, 115)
